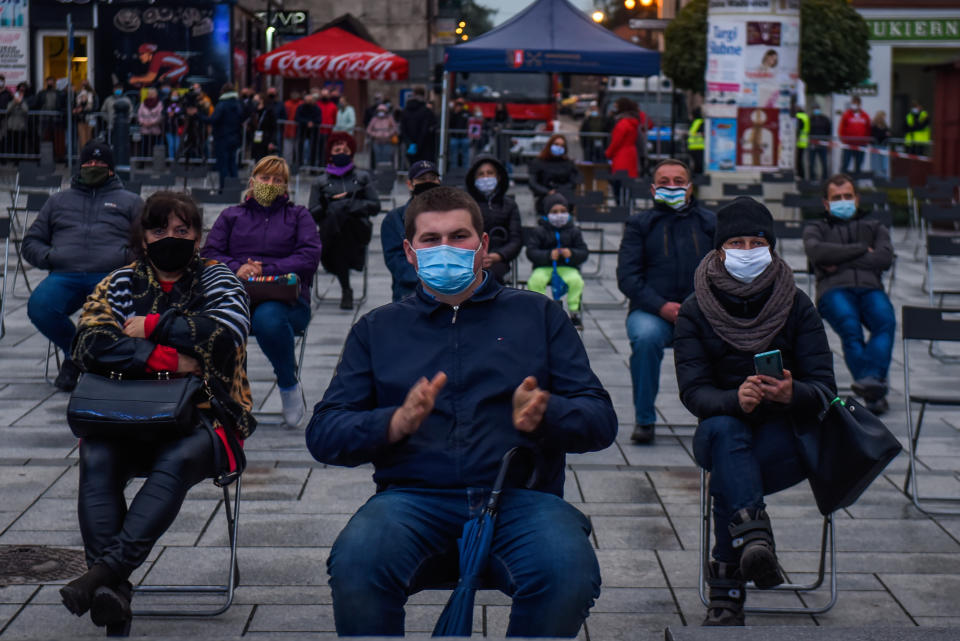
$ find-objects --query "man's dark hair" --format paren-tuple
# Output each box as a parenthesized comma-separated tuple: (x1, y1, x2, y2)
(652, 158, 691, 182)
(413, 87, 426, 98)
(823, 173, 856, 198)
(615, 97, 637, 115)
(404, 186, 484, 242)
(130, 191, 203, 258)
(221, 83, 235, 94)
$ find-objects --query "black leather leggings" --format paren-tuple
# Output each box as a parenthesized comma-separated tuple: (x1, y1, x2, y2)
(77, 429, 216, 578)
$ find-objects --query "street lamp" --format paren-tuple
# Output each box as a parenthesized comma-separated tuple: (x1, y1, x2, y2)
(461, 34, 469, 41)
(640, 0, 654, 5)
(591, 10, 604, 22)
(625, 0, 636, 9)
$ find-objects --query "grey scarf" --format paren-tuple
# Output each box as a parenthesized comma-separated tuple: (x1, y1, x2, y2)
(693, 250, 796, 353)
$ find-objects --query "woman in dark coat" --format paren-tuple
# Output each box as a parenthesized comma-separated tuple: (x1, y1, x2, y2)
(249, 92, 278, 161)
(673, 198, 836, 627)
(308, 131, 380, 309)
(464, 155, 522, 284)
(528, 133, 581, 214)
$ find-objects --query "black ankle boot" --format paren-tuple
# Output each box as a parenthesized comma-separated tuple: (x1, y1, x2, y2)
(730, 507, 784, 589)
(339, 287, 354, 310)
(702, 561, 745, 626)
(59, 564, 119, 617)
(91, 580, 133, 635)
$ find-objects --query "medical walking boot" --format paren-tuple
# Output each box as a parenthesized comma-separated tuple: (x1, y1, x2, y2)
(730, 507, 784, 589)
(702, 561, 745, 626)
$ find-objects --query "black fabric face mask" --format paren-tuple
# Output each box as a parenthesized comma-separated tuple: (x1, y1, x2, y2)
(330, 153, 352, 167)
(411, 181, 440, 196)
(146, 236, 196, 273)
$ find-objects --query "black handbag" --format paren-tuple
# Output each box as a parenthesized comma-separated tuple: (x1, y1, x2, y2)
(67, 372, 203, 441)
(793, 383, 902, 515)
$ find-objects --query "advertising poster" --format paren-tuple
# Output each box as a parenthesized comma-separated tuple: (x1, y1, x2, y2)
(736, 107, 779, 169)
(104, 3, 232, 93)
(705, 17, 744, 107)
(708, 117, 738, 172)
(740, 19, 799, 109)
(0, 0, 28, 88)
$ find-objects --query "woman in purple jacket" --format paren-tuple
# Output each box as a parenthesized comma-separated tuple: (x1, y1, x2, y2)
(202, 156, 322, 426)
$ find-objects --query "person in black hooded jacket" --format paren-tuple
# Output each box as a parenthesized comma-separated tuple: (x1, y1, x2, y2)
(528, 133, 581, 214)
(465, 154, 523, 284)
(673, 198, 836, 627)
(526, 193, 588, 328)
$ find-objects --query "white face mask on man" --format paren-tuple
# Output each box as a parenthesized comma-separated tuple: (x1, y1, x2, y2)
(723, 247, 772, 284)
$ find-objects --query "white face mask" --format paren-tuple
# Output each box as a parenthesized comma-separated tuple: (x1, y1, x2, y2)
(723, 247, 772, 284)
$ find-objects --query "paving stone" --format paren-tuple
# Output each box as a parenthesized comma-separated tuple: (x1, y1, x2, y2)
(591, 516, 683, 550)
(198, 513, 349, 547)
(878, 573, 960, 617)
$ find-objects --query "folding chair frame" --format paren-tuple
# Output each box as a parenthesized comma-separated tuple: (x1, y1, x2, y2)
(312, 249, 370, 309)
(132, 479, 241, 617)
(253, 326, 309, 424)
(0, 218, 8, 340)
(43, 340, 62, 386)
(900, 305, 960, 515)
(697, 469, 838, 615)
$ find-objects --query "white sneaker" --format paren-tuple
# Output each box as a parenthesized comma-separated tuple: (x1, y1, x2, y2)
(279, 383, 306, 427)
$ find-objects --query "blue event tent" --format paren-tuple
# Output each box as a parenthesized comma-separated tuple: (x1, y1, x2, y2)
(443, 0, 661, 76)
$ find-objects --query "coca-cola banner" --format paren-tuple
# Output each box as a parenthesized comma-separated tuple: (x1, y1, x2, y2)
(101, 2, 232, 93)
(255, 26, 408, 81)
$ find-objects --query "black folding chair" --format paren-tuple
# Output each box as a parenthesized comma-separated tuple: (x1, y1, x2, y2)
(133, 173, 177, 189)
(761, 170, 794, 184)
(132, 479, 242, 617)
(0, 218, 9, 340)
(925, 234, 960, 307)
(698, 469, 837, 615)
(900, 306, 960, 515)
(722, 183, 763, 198)
(781, 193, 821, 220)
(253, 325, 310, 425)
(374, 163, 397, 211)
(6, 192, 50, 297)
(772, 220, 814, 298)
(191, 188, 243, 206)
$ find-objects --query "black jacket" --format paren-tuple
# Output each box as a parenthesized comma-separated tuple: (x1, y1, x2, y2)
(674, 287, 836, 426)
(526, 217, 589, 269)
(802, 211, 894, 302)
(399, 98, 437, 161)
(616, 201, 716, 315)
(250, 107, 278, 158)
(295, 102, 322, 128)
(202, 93, 245, 147)
(308, 168, 380, 274)
(22, 175, 144, 273)
(809, 113, 831, 137)
(528, 158, 581, 205)
(465, 155, 523, 264)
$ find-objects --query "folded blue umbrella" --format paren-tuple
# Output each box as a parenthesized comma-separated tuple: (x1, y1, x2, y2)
(550, 259, 569, 301)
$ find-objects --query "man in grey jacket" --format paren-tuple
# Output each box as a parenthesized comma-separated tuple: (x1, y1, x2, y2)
(803, 173, 895, 414)
(22, 141, 143, 391)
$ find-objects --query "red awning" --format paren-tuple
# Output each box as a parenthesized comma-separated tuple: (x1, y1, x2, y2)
(255, 27, 409, 80)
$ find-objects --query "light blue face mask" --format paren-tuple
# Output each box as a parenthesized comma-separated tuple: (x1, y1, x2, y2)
(550, 144, 565, 156)
(474, 176, 498, 194)
(415, 241, 481, 295)
(654, 186, 689, 210)
(829, 200, 857, 220)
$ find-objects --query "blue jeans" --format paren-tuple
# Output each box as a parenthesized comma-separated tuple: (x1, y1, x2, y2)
(328, 487, 600, 637)
(250, 298, 311, 389)
(817, 287, 895, 382)
(449, 137, 470, 170)
(693, 416, 806, 563)
(841, 148, 864, 173)
(214, 143, 238, 190)
(809, 147, 829, 181)
(626, 309, 675, 425)
(27, 272, 108, 356)
(165, 132, 180, 160)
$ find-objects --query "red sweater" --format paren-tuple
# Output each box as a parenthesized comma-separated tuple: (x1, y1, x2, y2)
(838, 108, 871, 143)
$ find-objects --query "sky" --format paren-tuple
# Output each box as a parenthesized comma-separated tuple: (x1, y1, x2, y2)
(487, 0, 595, 26)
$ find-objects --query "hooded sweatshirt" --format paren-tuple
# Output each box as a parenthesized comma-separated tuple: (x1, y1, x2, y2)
(465, 155, 522, 263)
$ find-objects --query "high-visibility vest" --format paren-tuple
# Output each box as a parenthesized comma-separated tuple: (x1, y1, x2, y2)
(796, 112, 810, 149)
(905, 111, 931, 144)
(688, 118, 704, 150)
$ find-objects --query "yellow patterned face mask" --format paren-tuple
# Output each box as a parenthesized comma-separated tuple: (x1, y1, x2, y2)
(252, 181, 286, 206)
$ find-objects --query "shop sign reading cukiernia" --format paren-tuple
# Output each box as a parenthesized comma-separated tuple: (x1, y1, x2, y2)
(866, 18, 960, 42)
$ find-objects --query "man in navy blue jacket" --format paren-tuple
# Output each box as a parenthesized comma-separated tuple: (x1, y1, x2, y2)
(617, 159, 716, 444)
(307, 186, 617, 637)
(380, 160, 441, 302)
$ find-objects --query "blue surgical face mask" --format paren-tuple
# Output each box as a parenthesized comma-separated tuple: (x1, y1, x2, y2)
(723, 247, 773, 284)
(654, 186, 689, 210)
(829, 200, 857, 220)
(474, 176, 498, 194)
(550, 144, 565, 157)
(813, 108, 822, 115)
(547, 211, 570, 228)
(415, 241, 481, 295)
(114, 89, 122, 97)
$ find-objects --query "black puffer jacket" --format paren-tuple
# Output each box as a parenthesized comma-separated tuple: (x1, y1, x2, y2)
(465, 155, 523, 264)
(802, 210, 894, 302)
(526, 217, 589, 269)
(674, 287, 837, 427)
(528, 157, 580, 212)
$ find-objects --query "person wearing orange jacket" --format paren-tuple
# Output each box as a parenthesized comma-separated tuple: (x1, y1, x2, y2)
(605, 97, 643, 204)
(837, 96, 870, 174)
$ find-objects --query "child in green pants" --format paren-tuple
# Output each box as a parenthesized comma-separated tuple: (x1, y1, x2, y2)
(525, 193, 590, 328)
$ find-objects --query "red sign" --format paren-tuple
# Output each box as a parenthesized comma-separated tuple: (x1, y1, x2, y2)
(255, 27, 409, 80)
(736, 107, 780, 169)
(512, 50, 524, 68)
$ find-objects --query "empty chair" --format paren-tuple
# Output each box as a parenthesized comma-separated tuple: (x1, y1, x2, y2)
(132, 173, 176, 188)
(5, 192, 50, 296)
(0, 217, 9, 339)
(761, 170, 794, 183)
(722, 183, 763, 198)
(901, 305, 960, 514)
(925, 234, 960, 306)
(191, 188, 243, 206)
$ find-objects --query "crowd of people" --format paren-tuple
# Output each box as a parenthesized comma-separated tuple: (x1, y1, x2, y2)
(14, 121, 903, 633)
